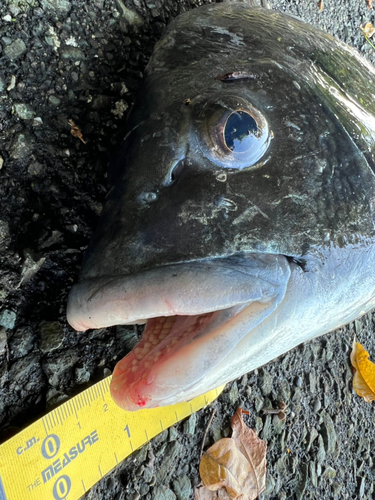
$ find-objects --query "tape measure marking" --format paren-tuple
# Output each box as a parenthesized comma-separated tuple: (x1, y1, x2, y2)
(0, 376, 224, 500)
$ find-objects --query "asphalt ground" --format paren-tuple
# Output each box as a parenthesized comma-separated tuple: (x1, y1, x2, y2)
(1, 1, 375, 499)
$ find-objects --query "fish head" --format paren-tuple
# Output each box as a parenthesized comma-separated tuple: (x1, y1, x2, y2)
(67, 4, 375, 410)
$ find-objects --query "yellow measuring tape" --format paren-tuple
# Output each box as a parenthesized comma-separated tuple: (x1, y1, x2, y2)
(0, 377, 224, 500)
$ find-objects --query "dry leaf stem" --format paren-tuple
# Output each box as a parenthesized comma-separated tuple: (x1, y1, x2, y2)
(365, 35, 375, 50)
(200, 408, 216, 459)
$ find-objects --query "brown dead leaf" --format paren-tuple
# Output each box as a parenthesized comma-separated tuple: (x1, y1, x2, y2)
(350, 337, 375, 402)
(200, 438, 253, 499)
(231, 408, 267, 495)
(68, 119, 86, 144)
(360, 22, 375, 38)
(198, 408, 267, 500)
(195, 485, 231, 500)
(368, 0, 374, 10)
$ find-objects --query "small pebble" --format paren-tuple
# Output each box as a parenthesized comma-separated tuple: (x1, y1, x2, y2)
(313, 398, 322, 412)
(39, 321, 65, 352)
(0, 310, 16, 330)
(183, 413, 196, 435)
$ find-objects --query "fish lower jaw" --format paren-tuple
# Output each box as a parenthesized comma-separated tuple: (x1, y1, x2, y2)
(109, 311, 227, 410)
(109, 290, 285, 411)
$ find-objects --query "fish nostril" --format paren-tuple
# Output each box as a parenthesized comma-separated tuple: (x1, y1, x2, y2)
(165, 159, 185, 186)
(138, 191, 158, 204)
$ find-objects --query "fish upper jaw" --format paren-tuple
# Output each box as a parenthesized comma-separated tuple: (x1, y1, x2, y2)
(67, 253, 291, 410)
(66, 253, 290, 331)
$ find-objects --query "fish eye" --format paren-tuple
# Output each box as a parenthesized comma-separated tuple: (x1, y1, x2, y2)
(195, 95, 272, 170)
(223, 110, 259, 154)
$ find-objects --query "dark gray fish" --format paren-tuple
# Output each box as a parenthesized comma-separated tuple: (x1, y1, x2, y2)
(67, 3, 375, 410)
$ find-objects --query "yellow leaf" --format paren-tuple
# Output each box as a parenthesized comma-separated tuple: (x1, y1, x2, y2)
(360, 22, 375, 38)
(350, 338, 375, 402)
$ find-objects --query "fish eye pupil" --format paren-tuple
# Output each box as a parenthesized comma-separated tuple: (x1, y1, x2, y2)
(224, 111, 258, 153)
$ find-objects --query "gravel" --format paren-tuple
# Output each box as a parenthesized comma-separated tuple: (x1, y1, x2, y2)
(1, 0, 375, 499)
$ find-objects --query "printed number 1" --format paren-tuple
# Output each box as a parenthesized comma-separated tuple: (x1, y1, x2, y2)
(124, 425, 131, 438)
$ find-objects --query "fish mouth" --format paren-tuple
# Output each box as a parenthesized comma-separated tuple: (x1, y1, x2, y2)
(67, 253, 291, 410)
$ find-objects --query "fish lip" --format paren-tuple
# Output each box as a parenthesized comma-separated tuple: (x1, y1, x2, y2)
(67, 253, 291, 333)
(66, 272, 245, 332)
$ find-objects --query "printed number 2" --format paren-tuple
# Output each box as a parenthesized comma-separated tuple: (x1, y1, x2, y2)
(124, 425, 131, 438)
(103, 404, 108, 412)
